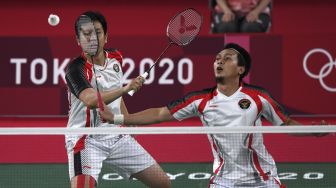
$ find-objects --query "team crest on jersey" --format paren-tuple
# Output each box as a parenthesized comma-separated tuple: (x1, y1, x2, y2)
(113, 64, 120, 72)
(238, 99, 251, 109)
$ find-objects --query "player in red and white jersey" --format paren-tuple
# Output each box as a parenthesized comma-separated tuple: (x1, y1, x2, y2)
(100, 43, 328, 187)
(65, 11, 170, 188)
(165, 84, 287, 187)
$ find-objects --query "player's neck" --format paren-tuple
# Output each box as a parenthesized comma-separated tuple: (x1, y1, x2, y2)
(217, 79, 240, 97)
(89, 52, 105, 66)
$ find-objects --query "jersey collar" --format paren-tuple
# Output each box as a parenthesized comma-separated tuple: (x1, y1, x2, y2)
(217, 86, 242, 99)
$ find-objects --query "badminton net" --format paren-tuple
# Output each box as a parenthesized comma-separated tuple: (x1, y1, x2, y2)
(0, 125, 335, 188)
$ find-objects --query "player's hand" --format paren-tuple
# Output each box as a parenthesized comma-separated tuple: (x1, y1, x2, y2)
(124, 76, 145, 93)
(99, 104, 114, 124)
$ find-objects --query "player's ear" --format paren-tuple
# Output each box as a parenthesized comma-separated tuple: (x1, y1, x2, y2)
(76, 37, 80, 46)
(105, 34, 108, 43)
(238, 66, 245, 75)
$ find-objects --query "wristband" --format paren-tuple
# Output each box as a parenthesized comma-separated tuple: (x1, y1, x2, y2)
(114, 114, 124, 125)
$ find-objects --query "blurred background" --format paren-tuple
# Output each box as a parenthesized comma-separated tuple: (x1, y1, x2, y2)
(0, 0, 335, 116)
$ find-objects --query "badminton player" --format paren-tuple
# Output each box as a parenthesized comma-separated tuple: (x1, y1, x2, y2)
(65, 11, 170, 188)
(100, 43, 328, 188)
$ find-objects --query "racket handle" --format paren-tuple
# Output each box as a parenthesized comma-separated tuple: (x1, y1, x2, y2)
(97, 91, 104, 111)
(140, 71, 149, 79)
(128, 72, 149, 96)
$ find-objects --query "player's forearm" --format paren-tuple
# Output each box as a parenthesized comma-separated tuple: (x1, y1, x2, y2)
(284, 119, 307, 136)
(80, 87, 127, 109)
(102, 77, 143, 106)
(120, 98, 129, 115)
(101, 106, 174, 126)
(101, 87, 127, 105)
(124, 107, 174, 125)
(285, 118, 324, 137)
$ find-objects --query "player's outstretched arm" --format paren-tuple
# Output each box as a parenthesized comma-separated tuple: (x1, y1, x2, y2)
(285, 118, 329, 137)
(99, 106, 175, 126)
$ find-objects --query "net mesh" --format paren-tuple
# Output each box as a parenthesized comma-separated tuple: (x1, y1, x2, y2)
(0, 126, 335, 188)
(167, 8, 203, 46)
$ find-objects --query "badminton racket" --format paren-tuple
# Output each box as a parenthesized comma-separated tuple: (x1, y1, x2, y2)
(76, 15, 104, 111)
(128, 8, 203, 96)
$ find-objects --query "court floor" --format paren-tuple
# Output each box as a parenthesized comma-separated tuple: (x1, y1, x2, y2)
(0, 162, 335, 188)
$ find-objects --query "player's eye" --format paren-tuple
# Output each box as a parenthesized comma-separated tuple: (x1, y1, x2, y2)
(223, 56, 231, 61)
(83, 31, 92, 37)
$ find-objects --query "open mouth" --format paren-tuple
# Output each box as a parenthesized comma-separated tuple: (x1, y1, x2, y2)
(90, 45, 98, 49)
(216, 67, 223, 72)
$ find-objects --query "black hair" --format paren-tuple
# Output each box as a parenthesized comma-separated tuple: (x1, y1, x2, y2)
(223, 43, 251, 80)
(74, 11, 107, 37)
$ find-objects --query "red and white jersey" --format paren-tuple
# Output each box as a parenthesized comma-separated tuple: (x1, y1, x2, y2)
(65, 49, 124, 152)
(167, 84, 289, 185)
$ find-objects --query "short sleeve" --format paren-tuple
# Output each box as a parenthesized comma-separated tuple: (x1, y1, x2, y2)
(167, 88, 215, 121)
(259, 91, 289, 126)
(65, 57, 92, 98)
(167, 97, 199, 121)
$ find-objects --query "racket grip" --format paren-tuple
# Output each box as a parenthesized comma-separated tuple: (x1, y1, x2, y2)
(128, 72, 149, 96)
(140, 72, 149, 79)
(128, 90, 136, 96)
(97, 92, 104, 111)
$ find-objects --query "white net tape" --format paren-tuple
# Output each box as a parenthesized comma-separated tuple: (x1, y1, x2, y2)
(0, 125, 335, 135)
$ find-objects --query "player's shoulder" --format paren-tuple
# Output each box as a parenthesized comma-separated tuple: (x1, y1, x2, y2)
(66, 56, 86, 73)
(105, 48, 123, 65)
(242, 83, 277, 100)
(184, 86, 216, 100)
(167, 87, 216, 111)
(242, 83, 269, 94)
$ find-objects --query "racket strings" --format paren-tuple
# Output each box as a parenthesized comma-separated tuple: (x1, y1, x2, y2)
(128, 8, 203, 96)
(77, 15, 103, 110)
(77, 15, 99, 56)
(167, 9, 203, 46)
(92, 63, 104, 111)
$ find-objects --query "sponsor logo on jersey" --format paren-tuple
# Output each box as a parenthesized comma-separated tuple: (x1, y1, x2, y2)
(113, 64, 120, 72)
(238, 99, 251, 109)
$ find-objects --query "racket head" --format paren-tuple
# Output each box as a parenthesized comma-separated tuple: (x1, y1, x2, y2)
(166, 8, 203, 46)
(76, 15, 99, 56)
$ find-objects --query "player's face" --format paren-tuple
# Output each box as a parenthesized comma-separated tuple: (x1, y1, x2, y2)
(93, 21, 107, 55)
(214, 49, 243, 80)
(78, 21, 107, 56)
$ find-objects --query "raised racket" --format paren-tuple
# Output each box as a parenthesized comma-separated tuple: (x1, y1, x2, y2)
(128, 8, 203, 96)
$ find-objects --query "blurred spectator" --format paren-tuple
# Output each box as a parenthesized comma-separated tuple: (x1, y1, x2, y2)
(210, 0, 272, 33)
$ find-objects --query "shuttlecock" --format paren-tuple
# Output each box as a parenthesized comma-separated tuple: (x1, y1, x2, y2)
(48, 14, 60, 26)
